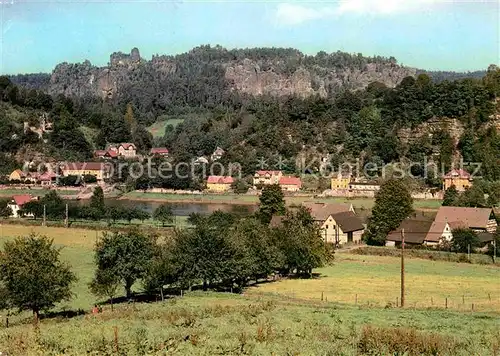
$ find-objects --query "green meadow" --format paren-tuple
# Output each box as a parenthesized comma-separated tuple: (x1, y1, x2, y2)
(0, 225, 498, 355)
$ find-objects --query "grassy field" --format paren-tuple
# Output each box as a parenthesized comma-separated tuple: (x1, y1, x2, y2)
(1, 292, 499, 354)
(123, 191, 443, 210)
(148, 118, 185, 138)
(248, 254, 500, 313)
(0, 188, 79, 197)
(0, 225, 498, 354)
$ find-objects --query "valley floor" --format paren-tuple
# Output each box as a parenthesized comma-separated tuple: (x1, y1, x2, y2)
(0, 225, 498, 354)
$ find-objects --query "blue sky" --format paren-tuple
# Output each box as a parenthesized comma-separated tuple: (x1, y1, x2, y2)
(1, 0, 498, 74)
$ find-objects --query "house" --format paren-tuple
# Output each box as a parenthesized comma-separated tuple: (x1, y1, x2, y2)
(105, 143, 137, 159)
(206, 175, 234, 192)
(194, 157, 209, 165)
(211, 147, 225, 161)
(303, 202, 362, 245)
(253, 170, 282, 186)
(117, 143, 137, 158)
(9, 169, 27, 182)
(349, 181, 380, 192)
(386, 219, 434, 246)
(388, 207, 499, 247)
(443, 169, 472, 192)
(423, 220, 455, 246)
(150, 148, 169, 157)
(94, 150, 118, 160)
(330, 173, 351, 190)
(434, 206, 497, 234)
(323, 211, 365, 245)
(34, 172, 57, 187)
(7, 194, 36, 218)
(279, 176, 302, 192)
(60, 162, 109, 181)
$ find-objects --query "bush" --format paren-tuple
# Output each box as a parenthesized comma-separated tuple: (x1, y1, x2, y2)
(358, 325, 460, 355)
(350, 246, 493, 264)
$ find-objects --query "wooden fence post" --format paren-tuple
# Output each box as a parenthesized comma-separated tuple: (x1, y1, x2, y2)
(114, 326, 119, 353)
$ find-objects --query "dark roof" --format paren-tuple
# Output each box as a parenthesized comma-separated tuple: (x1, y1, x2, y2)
(477, 232, 494, 243)
(331, 211, 364, 233)
(387, 219, 434, 244)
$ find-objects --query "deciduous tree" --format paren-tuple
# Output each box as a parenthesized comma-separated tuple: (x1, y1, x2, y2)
(94, 230, 155, 298)
(258, 184, 285, 224)
(363, 179, 414, 246)
(0, 235, 76, 322)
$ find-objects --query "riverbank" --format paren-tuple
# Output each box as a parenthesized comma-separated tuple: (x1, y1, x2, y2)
(121, 191, 443, 210)
(0, 188, 79, 199)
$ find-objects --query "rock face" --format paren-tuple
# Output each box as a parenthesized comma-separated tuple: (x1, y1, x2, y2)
(47, 47, 416, 100)
(398, 117, 465, 145)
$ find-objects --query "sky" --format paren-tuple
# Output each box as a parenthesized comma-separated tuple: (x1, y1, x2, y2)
(0, 0, 499, 74)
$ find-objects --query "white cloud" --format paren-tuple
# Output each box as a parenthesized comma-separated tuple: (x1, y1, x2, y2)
(275, 0, 447, 25)
(336, 0, 444, 15)
(274, 3, 337, 26)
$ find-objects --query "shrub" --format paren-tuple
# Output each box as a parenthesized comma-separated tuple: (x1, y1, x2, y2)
(358, 325, 460, 355)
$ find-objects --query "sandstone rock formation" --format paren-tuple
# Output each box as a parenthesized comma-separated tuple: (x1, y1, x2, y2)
(47, 47, 416, 100)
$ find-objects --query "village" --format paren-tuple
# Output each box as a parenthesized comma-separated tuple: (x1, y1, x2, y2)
(2, 143, 498, 251)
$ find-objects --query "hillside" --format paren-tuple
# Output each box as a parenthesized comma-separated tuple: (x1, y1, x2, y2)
(2, 50, 500, 191)
(12, 46, 415, 102)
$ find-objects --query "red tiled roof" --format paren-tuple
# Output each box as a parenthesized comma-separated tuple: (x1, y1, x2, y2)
(120, 143, 136, 150)
(255, 170, 281, 176)
(207, 175, 234, 184)
(279, 176, 302, 187)
(302, 202, 353, 221)
(61, 162, 104, 171)
(12, 194, 33, 207)
(434, 206, 493, 230)
(31, 172, 57, 181)
(94, 150, 118, 158)
(443, 169, 471, 179)
(150, 147, 169, 154)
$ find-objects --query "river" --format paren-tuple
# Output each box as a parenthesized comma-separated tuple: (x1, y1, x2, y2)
(87, 199, 258, 217)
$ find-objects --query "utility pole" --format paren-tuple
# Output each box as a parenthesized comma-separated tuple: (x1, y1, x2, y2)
(42, 205, 46, 227)
(400, 228, 405, 308)
(493, 239, 496, 264)
(64, 203, 68, 228)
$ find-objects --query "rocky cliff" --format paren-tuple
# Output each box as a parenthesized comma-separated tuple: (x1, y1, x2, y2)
(47, 46, 416, 100)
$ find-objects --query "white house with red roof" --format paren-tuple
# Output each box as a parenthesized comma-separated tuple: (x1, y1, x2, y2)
(118, 143, 137, 158)
(253, 170, 282, 186)
(443, 168, 472, 192)
(7, 194, 36, 218)
(150, 147, 169, 157)
(279, 176, 302, 192)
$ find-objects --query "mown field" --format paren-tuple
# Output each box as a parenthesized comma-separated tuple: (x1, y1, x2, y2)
(148, 118, 185, 138)
(0, 225, 498, 354)
(123, 192, 443, 211)
(0, 188, 79, 197)
(249, 254, 500, 312)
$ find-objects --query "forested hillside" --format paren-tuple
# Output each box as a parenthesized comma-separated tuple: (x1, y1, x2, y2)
(2, 46, 500, 191)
